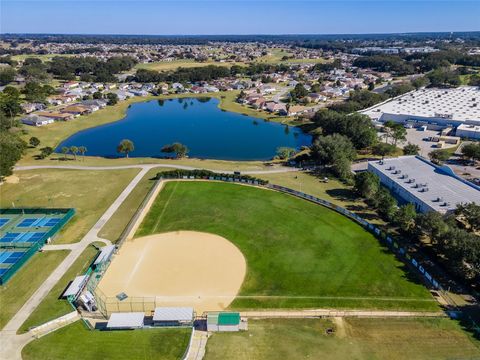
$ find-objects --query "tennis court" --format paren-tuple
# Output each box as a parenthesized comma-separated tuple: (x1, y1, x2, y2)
(0, 208, 75, 284)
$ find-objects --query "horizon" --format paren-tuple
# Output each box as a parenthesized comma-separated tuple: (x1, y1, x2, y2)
(2, 1, 480, 35)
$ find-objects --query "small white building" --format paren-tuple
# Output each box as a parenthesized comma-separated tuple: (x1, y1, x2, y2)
(456, 123, 480, 140)
(207, 312, 241, 332)
(106, 312, 144, 330)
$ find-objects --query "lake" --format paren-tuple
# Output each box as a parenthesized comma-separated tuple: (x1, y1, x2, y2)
(56, 97, 312, 161)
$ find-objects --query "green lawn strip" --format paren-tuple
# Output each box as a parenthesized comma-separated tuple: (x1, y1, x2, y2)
(136, 181, 437, 311)
(18, 243, 102, 334)
(0, 250, 69, 329)
(205, 318, 480, 360)
(22, 321, 191, 360)
(0, 168, 140, 244)
(98, 168, 163, 242)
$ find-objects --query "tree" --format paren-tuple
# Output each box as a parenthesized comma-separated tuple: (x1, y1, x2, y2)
(61, 146, 69, 160)
(428, 149, 450, 164)
(354, 171, 380, 199)
(290, 83, 309, 101)
(78, 146, 87, 160)
(39, 146, 53, 159)
(93, 91, 103, 99)
(403, 142, 420, 156)
(455, 203, 480, 232)
(311, 134, 356, 180)
(70, 146, 79, 160)
(460, 142, 480, 164)
(117, 139, 134, 158)
(0, 67, 16, 86)
(29, 137, 40, 148)
(384, 121, 406, 145)
(106, 92, 118, 106)
(22, 82, 55, 103)
(161, 142, 189, 158)
(394, 203, 417, 234)
(276, 147, 296, 160)
(373, 142, 396, 159)
(416, 211, 449, 244)
(0, 88, 22, 119)
(0, 131, 26, 180)
(374, 187, 397, 221)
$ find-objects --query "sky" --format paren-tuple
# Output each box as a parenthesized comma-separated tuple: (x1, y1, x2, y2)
(1, 1, 479, 35)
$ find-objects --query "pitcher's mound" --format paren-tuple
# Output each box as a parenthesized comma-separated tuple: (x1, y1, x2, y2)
(97, 231, 246, 313)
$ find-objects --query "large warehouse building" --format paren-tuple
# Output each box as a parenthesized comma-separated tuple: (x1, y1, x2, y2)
(368, 156, 480, 214)
(362, 86, 480, 138)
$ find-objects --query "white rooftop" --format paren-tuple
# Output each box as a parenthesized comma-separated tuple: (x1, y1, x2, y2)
(93, 245, 115, 266)
(62, 275, 88, 298)
(363, 87, 480, 123)
(153, 307, 194, 322)
(368, 156, 480, 213)
(106, 312, 144, 329)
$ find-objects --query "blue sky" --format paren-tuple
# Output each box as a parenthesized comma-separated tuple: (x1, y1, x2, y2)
(1, 1, 479, 35)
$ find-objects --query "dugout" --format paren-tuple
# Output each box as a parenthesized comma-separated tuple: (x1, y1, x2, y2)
(152, 307, 194, 327)
(106, 312, 145, 330)
(207, 312, 240, 332)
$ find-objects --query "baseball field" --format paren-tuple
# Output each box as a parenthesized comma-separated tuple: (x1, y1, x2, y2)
(100, 180, 438, 311)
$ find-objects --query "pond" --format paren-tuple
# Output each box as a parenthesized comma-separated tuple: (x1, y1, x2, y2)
(56, 98, 312, 161)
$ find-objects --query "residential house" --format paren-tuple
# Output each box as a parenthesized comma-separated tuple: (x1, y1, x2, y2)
(21, 115, 54, 127)
(35, 111, 75, 121)
(21, 103, 45, 114)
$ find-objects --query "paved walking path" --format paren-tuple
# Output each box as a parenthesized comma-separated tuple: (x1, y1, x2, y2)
(14, 163, 299, 175)
(0, 167, 150, 360)
(185, 330, 209, 360)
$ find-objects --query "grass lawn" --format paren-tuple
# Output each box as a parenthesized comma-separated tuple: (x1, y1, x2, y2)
(98, 168, 161, 242)
(256, 171, 384, 225)
(0, 250, 69, 329)
(22, 321, 191, 360)
(18, 243, 102, 333)
(136, 181, 437, 310)
(204, 318, 480, 360)
(135, 59, 244, 72)
(0, 168, 140, 244)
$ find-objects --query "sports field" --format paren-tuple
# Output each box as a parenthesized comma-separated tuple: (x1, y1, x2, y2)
(204, 318, 480, 360)
(22, 321, 191, 360)
(135, 181, 438, 310)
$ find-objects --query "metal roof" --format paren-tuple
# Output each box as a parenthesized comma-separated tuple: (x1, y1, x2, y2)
(207, 312, 240, 325)
(106, 312, 144, 329)
(368, 156, 480, 213)
(62, 275, 88, 298)
(93, 245, 115, 265)
(153, 307, 194, 322)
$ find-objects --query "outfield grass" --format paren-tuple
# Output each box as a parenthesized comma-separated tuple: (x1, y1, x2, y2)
(136, 181, 437, 310)
(22, 321, 191, 360)
(0, 250, 69, 329)
(18, 243, 102, 333)
(205, 318, 480, 360)
(0, 168, 140, 244)
(98, 168, 161, 242)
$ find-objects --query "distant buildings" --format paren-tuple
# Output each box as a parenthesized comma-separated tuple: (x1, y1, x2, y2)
(368, 156, 480, 214)
(361, 86, 480, 138)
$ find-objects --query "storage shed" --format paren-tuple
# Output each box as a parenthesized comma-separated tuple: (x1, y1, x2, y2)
(207, 312, 240, 332)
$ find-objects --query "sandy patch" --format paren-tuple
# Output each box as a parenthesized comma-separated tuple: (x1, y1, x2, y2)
(97, 231, 246, 314)
(4, 175, 19, 184)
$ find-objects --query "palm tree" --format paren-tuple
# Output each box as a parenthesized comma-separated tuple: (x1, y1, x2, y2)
(70, 146, 78, 160)
(117, 139, 134, 158)
(61, 146, 69, 160)
(78, 146, 87, 160)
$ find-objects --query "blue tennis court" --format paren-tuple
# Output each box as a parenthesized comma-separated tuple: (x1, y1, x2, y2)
(0, 219, 9, 228)
(0, 208, 75, 284)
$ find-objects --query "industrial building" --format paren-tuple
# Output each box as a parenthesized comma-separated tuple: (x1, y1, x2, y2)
(367, 156, 480, 214)
(362, 87, 480, 137)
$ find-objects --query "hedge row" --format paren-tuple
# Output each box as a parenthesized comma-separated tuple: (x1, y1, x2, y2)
(155, 169, 269, 185)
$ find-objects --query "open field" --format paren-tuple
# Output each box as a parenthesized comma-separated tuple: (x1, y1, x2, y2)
(18, 243, 102, 333)
(205, 318, 480, 360)
(135, 59, 244, 72)
(98, 231, 246, 313)
(0, 250, 69, 329)
(11, 54, 74, 62)
(256, 170, 384, 224)
(136, 181, 437, 310)
(0, 168, 140, 244)
(22, 321, 191, 360)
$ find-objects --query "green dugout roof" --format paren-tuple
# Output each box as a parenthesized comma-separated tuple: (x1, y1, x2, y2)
(207, 312, 240, 325)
